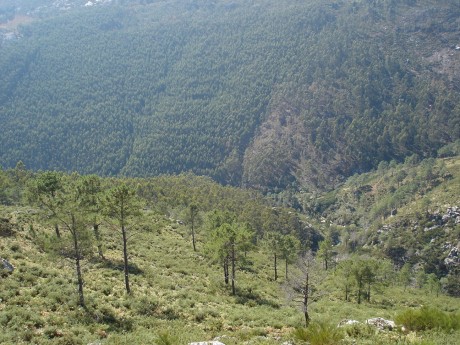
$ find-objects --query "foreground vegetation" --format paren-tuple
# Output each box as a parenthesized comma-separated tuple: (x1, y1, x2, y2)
(1, 158, 459, 344)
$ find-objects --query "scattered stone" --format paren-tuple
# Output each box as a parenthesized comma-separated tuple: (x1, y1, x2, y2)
(444, 246, 460, 268)
(1, 258, 14, 273)
(424, 225, 439, 232)
(366, 317, 396, 330)
(54, 329, 64, 337)
(378, 225, 392, 234)
(189, 342, 225, 345)
(338, 319, 361, 327)
(213, 335, 232, 342)
(442, 242, 453, 251)
(429, 206, 460, 226)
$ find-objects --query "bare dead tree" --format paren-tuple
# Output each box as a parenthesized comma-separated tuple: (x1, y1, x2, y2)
(284, 251, 327, 327)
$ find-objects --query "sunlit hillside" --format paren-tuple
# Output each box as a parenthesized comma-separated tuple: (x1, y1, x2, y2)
(1, 166, 459, 344)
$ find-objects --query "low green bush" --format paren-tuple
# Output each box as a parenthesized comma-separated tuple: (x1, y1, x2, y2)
(135, 297, 160, 316)
(395, 306, 460, 332)
(293, 322, 345, 345)
(343, 323, 376, 339)
(155, 331, 179, 345)
(159, 307, 180, 320)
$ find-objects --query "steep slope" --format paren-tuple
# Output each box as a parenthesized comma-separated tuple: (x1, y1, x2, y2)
(1, 168, 460, 344)
(283, 153, 460, 296)
(242, 0, 460, 190)
(0, 0, 459, 190)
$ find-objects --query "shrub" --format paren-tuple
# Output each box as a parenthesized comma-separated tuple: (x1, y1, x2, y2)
(55, 334, 84, 345)
(194, 310, 207, 322)
(205, 318, 223, 332)
(10, 243, 20, 252)
(135, 297, 160, 316)
(155, 331, 179, 345)
(395, 306, 459, 332)
(343, 323, 376, 339)
(293, 322, 344, 345)
(159, 307, 180, 320)
(21, 329, 35, 342)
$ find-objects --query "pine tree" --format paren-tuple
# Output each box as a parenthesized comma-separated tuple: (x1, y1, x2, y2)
(104, 183, 141, 294)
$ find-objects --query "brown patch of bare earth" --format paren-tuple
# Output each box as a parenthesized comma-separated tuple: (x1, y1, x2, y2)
(0, 15, 34, 30)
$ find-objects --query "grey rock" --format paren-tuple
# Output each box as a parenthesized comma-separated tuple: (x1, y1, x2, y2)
(366, 317, 396, 330)
(444, 247, 460, 268)
(1, 258, 14, 273)
(338, 319, 361, 327)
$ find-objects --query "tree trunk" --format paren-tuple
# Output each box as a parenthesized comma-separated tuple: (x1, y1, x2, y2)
(122, 224, 131, 294)
(357, 282, 362, 304)
(367, 282, 371, 302)
(231, 243, 236, 295)
(345, 283, 349, 302)
(190, 205, 198, 251)
(274, 253, 278, 281)
(93, 223, 104, 259)
(304, 273, 310, 327)
(55, 223, 61, 238)
(71, 214, 85, 307)
(304, 310, 310, 328)
(285, 258, 288, 280)
(224, 256, 229, 285)
(192, 224, 196, 252)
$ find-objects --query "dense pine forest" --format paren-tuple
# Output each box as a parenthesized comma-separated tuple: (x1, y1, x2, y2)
(1, 0, 460, 344)
(1, 0, 459, 190)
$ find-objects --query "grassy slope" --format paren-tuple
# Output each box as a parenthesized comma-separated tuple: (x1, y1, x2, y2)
(310, 155, 460, 227)
(1, 201, 460, 344)
(397, 156, 460, 218)
(1, 210, 298, 344)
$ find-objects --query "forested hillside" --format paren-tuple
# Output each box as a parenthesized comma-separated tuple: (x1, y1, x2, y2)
(1, 0, 459, 190)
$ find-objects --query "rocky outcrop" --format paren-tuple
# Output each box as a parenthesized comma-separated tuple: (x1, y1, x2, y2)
(431, 206, 460, 226)
(444, 246, 460, 268)
(366, 317, 396, 331)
